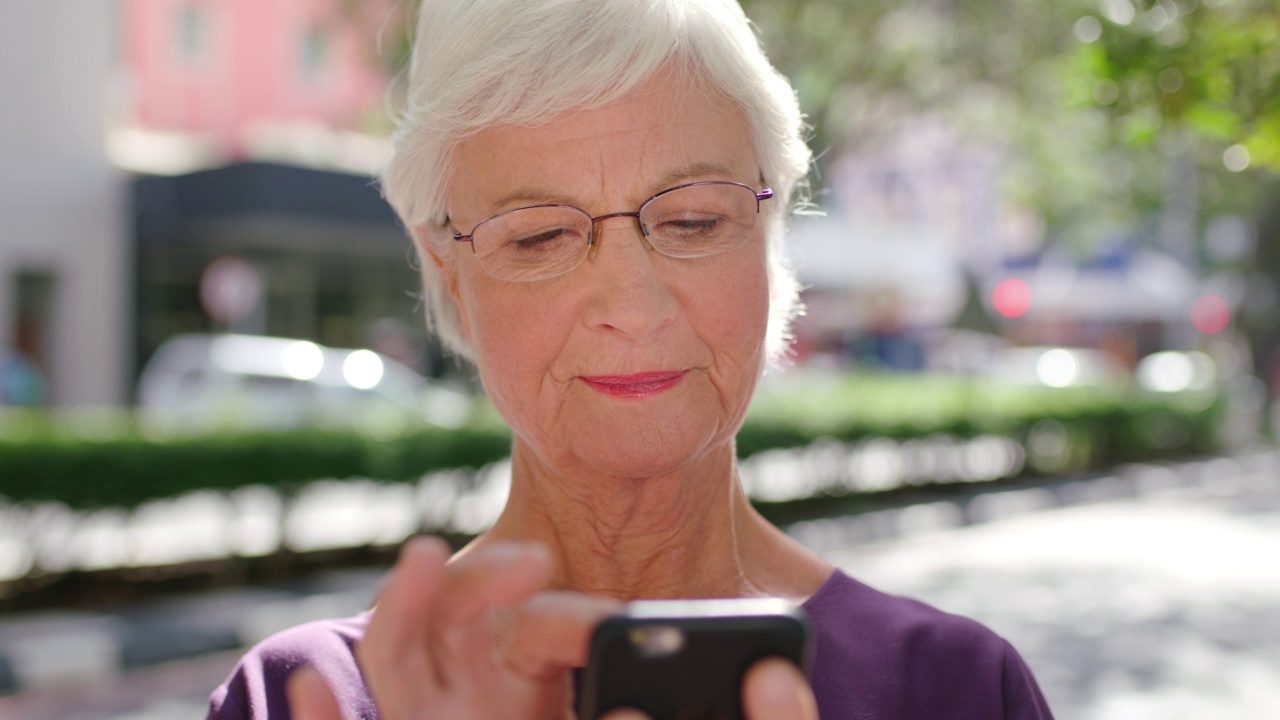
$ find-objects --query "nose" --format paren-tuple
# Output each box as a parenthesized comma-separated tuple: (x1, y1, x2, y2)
(579, 215, 678, 338)
(586, 211, 652, 257)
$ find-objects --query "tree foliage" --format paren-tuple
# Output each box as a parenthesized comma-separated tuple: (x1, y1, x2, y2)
(742, 0, 1278, 233)
(1072, 0, 1280, 166)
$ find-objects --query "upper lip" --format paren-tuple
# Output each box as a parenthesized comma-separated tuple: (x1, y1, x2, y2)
(578, 371, 685, 384)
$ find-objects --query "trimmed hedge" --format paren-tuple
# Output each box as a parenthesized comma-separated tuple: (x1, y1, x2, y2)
(0, 390, 1224, 510)
(0, 427, 511, 509)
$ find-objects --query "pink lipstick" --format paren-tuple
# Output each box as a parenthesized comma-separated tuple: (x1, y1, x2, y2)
(579, 371, 687, 398)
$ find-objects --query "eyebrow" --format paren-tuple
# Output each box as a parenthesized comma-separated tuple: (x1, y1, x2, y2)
(486, 161, 742, 211)
(650, 161, 739, 190)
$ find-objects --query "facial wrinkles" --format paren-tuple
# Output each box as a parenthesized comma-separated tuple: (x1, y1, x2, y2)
(696, 252, 767, 418)
(593, 104, 741, 292)
(448, 69, 770, 475)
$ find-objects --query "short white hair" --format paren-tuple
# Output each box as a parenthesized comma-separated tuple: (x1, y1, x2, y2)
(382, 0, 810, 364)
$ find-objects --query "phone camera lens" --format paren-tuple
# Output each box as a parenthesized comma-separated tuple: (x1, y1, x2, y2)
(629, 625, 686, 658)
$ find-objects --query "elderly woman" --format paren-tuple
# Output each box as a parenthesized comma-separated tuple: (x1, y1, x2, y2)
(209, 0, 1052, 718)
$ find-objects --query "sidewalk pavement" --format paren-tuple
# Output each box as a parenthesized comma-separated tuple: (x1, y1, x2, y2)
(832, 452, 1280, 719)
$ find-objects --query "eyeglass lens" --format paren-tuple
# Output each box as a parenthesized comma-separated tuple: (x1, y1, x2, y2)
(468, 182, 764, 282)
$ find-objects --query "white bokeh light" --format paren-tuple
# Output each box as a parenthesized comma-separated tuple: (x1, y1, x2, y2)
(1137, 351, 1216, 393)
(1138, 351, 1194, 392)
(1074, 16, 1103, 42)
(282, 341, 324, 380)
(1223, 145, 1250, 172)
(1037, 349, 1080, 388)
(342, 350, 385, 389)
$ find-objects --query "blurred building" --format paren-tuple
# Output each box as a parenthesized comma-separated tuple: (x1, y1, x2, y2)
(113, 0, 395, 174)
(788, 119, 1002, 369)
(132, 162, 419, 374)
(788, 117, 1225, 372)
(0, 0, 129, 406)
(829, 118, 1010, 276)
(0, 0, 427, 409)
(118, 0, 428, 378)
(993, 244, 1199, 366)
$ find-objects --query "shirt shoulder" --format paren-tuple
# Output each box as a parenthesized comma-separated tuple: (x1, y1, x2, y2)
(802, 570, 1053, 720)
(206, 613, 375, 720)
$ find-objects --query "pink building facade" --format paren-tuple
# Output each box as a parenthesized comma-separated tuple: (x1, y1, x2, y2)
(123, 0, 396, 160)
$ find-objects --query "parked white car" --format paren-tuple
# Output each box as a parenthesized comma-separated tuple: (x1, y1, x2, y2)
(136, 333, 472, 434)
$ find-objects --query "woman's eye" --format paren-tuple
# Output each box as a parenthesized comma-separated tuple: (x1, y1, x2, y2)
(507, 227, 572, 251)
(658, 216, 721, 235)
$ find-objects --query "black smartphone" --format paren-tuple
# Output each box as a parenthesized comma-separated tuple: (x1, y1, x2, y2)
(576, 597, 811, 720)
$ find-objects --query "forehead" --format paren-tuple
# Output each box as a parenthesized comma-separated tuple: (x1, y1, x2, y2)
(448, 67, 757, 214)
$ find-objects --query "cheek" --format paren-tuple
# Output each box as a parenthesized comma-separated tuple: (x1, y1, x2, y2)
(459, 280, 567, 402)
(696, 254, 771, 358)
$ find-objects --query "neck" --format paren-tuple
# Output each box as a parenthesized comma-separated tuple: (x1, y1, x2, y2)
(480, 438, 764, 600)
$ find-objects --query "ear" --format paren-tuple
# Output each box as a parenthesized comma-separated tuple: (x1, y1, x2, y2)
(411, 224, 447, 272)
(411, 225, 461, 301)
(411, 224, 474, 345)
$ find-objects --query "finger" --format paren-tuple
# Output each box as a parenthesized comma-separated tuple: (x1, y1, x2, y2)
(434, 541, 553, 624)
(358, 536, 452, 711)
(742, 657, 819, 720)
(370, 535, 452, 627)
(503, 591, 624, 680)
(363, 535, 450, 653)
(286, 666, 344, 720)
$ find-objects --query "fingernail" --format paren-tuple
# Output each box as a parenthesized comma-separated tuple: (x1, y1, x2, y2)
(758, 663, 800, 708)
(748, 659, 815, 716)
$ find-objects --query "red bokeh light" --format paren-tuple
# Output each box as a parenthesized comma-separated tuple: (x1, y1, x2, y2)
(1190, 294, 1231, 334)
(992, 278, 1032, 319)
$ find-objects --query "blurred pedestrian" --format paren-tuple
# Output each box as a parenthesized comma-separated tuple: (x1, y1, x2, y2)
(0, 347, 47, 406)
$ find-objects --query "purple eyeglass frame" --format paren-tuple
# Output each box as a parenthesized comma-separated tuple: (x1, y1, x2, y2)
(451, 180, 774, 247)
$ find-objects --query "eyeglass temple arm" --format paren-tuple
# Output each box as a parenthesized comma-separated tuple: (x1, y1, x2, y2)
(755, 187, 774, 210)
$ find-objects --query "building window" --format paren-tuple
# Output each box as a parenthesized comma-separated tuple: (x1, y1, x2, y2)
(300, 25, 330, 83)
(175, 5, 208, 63)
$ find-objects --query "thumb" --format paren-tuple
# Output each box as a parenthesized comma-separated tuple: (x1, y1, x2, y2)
(742, 657, 819, 720)
(287, 666, 344, 720)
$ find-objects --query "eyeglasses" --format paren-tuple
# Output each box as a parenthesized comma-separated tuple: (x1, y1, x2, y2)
(451, 180, 773, 282)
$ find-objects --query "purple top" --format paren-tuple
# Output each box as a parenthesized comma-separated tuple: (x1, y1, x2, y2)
(208, 570, 1053, 719)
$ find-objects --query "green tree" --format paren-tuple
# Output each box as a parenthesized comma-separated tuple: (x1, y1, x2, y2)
(743, 0, 1278, 232)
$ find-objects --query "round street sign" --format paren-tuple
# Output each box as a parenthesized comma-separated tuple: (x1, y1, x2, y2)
(200, 255, 263, 326)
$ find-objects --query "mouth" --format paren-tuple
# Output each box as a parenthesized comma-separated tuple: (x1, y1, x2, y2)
(578, 371, 687, 399)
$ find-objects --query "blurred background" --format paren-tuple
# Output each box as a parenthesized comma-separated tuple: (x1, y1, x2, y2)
(0, 0, 1278, 718)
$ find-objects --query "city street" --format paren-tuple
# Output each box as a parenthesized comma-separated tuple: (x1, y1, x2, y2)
(1, 448, 1277, 719)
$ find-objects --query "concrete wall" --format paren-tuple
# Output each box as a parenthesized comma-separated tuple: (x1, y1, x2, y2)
(0, 0, 130, 405)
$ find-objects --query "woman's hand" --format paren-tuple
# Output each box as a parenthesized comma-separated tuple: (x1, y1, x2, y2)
(287, 535, 620, 720)
(600, 657, 819, 720)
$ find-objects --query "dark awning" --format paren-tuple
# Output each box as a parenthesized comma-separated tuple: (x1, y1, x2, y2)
(133, 162, 406, 254)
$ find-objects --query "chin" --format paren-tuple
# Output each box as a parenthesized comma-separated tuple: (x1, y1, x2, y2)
(569, 417, 731, 481)
(585, 449, 693, 480)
